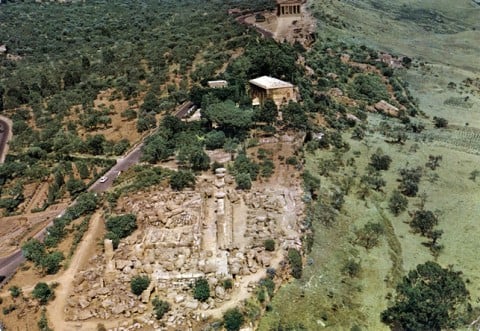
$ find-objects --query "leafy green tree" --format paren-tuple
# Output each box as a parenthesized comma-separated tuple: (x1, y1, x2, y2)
(369, 149, 392, 171)
(41, 251, 64, 274)
(121, 109, 137, 120)
(136, 112, 157, 132)
(9, 286, 22, 298)
(141, 91, 160, 113)
(130, 275, 150, 296)
(113, 139, 130, 156)
(32, 282, 54, 305)
(235, 172, 251, 190)
(160, 115, 185, 138)
(193, 278, 210, 302)
(223, 138, 238, 160)
(233, 152, 259, 180)
(223, 307, 245, 331)
(170, 170, 196, 191)
(105, 214, 137, 247)
(141, 134, 173, 163)
(410, 210, 438, 236)
(381, 262, 471, 331)
(349, 73, 389, 103)
(433, 116, 448, 128)
(66, 177, 86, 197)
(255, 99, 277, 124)
(205, 130, 226, 150)
(287, 248, 303, 279)
(38, 308, 53, 331)
(203, 100, 253, 135)
(22, 238, 46, 266)
(282, 101, 308, 130)
(85, 134, 106, 155)
(355, 222, 384, 250)
(342, 260, 361, 278)
(75, 161, 90, 179)
(152, 296, 170, 320)
(388, 190, 408, 216)
(177, 145, 210, 171)
(398, 167, 422, 197)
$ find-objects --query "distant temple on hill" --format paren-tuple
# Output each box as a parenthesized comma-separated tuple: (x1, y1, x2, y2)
(249, 76, 297, 108)
(276, 0, 303, 16)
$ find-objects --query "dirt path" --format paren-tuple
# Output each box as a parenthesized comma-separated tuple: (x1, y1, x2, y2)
(46, 212, 103, 330)
(205, 250, 285, 319)
(24, 182, 49, 213)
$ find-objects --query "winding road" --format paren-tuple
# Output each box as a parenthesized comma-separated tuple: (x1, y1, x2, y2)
(0, 103, 189, 287)
(0, 116, 12, 164)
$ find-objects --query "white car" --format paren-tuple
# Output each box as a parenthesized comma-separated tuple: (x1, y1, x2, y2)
(99, 176, 108, 183)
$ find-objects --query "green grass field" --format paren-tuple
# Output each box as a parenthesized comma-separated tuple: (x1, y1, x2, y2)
(259, 0, 480, 329)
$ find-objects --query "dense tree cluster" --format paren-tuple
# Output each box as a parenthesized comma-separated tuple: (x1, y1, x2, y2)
(381, 262, 471, 331)
(105, 214, 137, 249)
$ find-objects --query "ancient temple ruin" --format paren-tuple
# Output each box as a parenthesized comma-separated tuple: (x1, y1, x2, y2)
(276, 0, 302, 16)
(249, 76, 297, 108)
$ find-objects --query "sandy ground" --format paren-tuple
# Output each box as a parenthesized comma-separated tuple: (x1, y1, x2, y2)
(46, 212, 105, 331)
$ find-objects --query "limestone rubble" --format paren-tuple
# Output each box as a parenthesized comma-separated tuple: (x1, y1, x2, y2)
(66, 167, 304, 329)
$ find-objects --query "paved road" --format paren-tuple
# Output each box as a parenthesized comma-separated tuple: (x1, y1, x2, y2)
(0, 102, 190, 286)
(0, 141, 145, 286)
(89, 142, 144, 193)
(0, 117, 12, 163)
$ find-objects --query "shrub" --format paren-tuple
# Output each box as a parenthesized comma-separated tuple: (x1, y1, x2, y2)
(351, 126, 365, 140)
(38, 309, 53, 331)
(425, 155, 442, 171)
(130, 275, 150, 296)
(170, 170, 196, 190)
(41, 251, 64, 274)
(264, 239, 275, 251)
(388, 190, 408, 216)
(355, 222, 384, 250)
(22, 238, 46, 266)
(32, 282, 54, 305)
(3, 304, 16, 315)
(369, 149, 392, 171)
(205, 130, 226, 150)
(223, 307, 245, 331)
(105, 214, 137, 249)
(235, 172, 251, 190)
(9, 286, 22, 298)
(410, 210, 438, 237)
(193, 278, 210, 302)
(349, 73, 389, 103)
(286, 156, 298, 165)
(433, 116, 448, 128)
(152, 296, 170, 320)
(287, 248, 303, 279)
(342, 260, 361, 278)
(259, 277, 275, 297)
(222, 279, 233, 290)
(398, 167, 422, 197)
(232, 152, 259, 180)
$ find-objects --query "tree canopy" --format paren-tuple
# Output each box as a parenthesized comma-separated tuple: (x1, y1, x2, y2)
(381, 261, 471, 331)
(202, 100, 253, 135)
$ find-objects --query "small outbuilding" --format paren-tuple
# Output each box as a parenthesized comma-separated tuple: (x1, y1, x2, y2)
(249, 76, 296, 108)
(207, 80, 228, 89)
